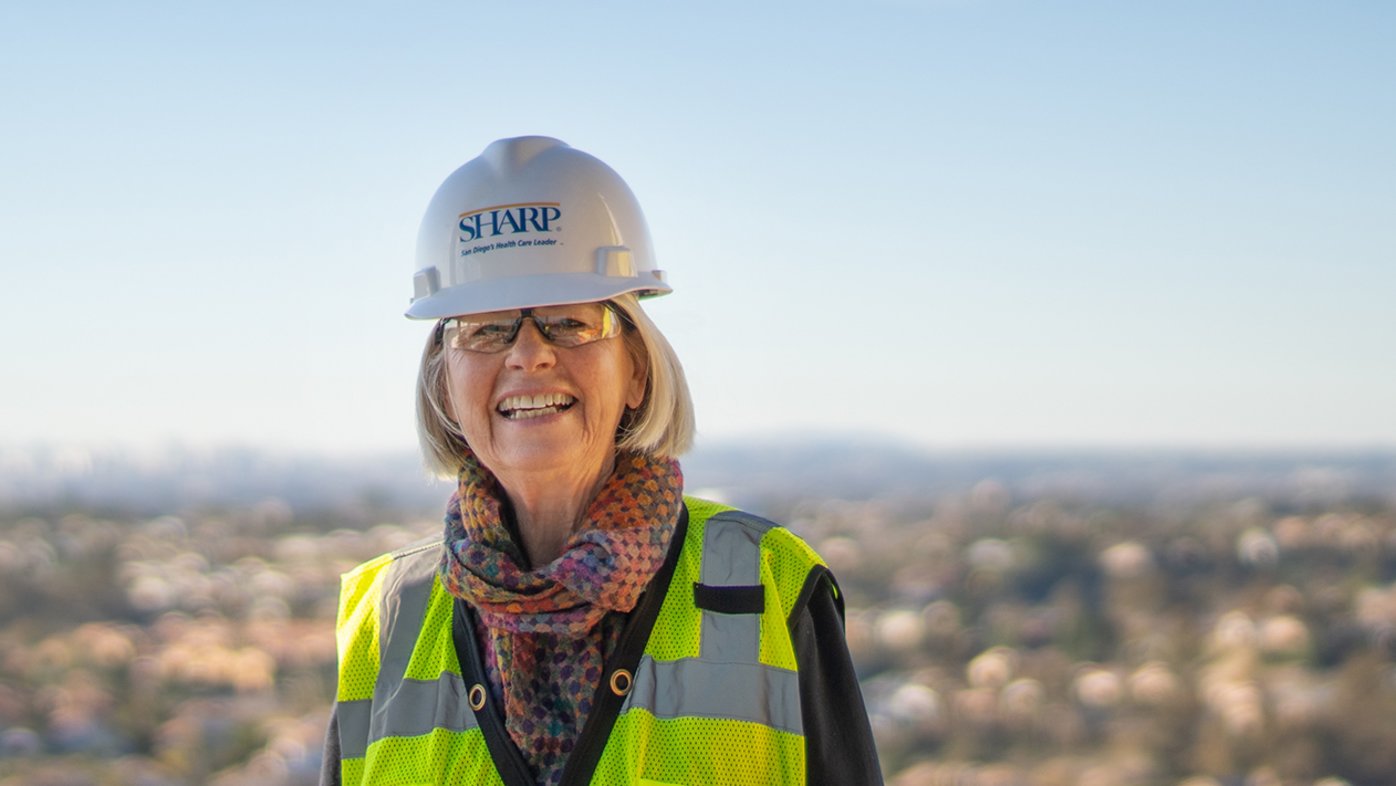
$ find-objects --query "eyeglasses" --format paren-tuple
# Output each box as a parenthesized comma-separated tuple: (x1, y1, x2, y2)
(437, 302, 625, 353)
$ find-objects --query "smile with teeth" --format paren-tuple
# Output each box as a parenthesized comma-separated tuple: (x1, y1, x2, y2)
(497, 392, 577, 420)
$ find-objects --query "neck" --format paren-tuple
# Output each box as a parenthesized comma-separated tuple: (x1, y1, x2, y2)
(496, 453, 617, 567)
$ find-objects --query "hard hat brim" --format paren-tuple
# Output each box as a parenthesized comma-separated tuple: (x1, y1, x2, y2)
(404, 272, 671, 320)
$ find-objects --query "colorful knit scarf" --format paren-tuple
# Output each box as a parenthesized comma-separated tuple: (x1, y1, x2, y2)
(439, 449, 683, 785)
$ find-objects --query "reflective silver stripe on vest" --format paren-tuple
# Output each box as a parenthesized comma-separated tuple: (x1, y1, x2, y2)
(621, 654, 802, 735)
(335, 698, 372, 759)
(340, 539, 480, 759)
(377, 541, 440, 677)
(699, 512, 775, 662)
(336, 670, 476, 758)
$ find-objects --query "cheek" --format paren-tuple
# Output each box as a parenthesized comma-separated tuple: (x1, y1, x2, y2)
(445, 357, 491, 427)
(574, 356, 633, 424)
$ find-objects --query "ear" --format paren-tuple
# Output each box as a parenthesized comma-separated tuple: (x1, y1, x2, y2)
(624, 337, 648, 410)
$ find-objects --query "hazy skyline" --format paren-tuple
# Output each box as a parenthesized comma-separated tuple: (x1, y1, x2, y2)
(3, 1, 1393, 453)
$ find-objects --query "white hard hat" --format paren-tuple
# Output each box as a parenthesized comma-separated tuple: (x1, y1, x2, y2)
(407, 136, 670, 320)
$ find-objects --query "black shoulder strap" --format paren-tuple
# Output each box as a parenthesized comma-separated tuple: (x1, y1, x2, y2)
(451, 600, 535, 786)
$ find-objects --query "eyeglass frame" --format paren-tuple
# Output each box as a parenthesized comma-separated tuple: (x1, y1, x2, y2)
(433, 302, 630, 353)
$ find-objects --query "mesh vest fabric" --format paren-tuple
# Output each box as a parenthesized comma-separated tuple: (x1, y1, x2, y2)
(331, 497, 827, 785)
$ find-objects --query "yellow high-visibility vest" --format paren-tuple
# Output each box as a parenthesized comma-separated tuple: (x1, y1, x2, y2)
(331, 496, 832, 785)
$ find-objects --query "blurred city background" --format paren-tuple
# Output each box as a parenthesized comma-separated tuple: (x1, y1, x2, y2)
(4, 2, 1393, 785)
(4, 443, 1396, 785)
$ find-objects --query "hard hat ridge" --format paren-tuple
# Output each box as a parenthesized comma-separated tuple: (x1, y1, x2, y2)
(407, 136, 670, 320)
(478, 135, 564, 173)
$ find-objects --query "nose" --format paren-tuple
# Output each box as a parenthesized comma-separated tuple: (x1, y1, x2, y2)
(503, 319, 557, 370)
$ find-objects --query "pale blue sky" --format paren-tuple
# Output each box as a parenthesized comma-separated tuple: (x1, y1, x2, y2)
(2, 1, 1393, 453)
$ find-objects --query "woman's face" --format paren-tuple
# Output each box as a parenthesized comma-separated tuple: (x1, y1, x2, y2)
(443, 302, 647, 482)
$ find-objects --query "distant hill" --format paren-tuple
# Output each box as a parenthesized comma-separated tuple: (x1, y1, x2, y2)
(684, 439, 1396, 510)
(3, 440, 1394, 515)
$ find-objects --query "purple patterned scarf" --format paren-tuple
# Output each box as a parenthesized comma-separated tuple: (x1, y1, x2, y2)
(439, 449, 682, 784)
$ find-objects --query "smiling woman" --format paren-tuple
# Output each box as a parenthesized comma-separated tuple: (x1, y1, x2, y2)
(437, 301, 648, 565)
(320, 136, 882, 786)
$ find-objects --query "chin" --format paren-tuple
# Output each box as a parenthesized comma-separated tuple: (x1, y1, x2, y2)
(493, 439, 592, 473)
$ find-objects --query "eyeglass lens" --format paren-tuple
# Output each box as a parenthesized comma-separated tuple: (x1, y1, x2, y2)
(442, 303, 619, 352)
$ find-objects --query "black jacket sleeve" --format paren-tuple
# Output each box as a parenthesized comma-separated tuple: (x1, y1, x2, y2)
(320, 708, 341, 786)
(791, 569, 884, 786)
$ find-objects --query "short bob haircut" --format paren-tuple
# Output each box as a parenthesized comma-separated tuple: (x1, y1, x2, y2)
(415, 293, 695, 478)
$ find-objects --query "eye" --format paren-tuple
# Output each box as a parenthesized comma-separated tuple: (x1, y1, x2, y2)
(546, 317, 590, 335)
(530, 304, 617, 346)
(471, 321, 517, 338)
(448, 318, 517, 350)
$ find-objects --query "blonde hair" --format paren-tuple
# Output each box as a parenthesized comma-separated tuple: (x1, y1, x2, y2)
(415, 294, 695, 478)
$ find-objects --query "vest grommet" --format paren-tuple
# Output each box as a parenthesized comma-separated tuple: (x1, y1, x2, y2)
(468, 683, 486, 711)
(609, 669, 633, 697)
